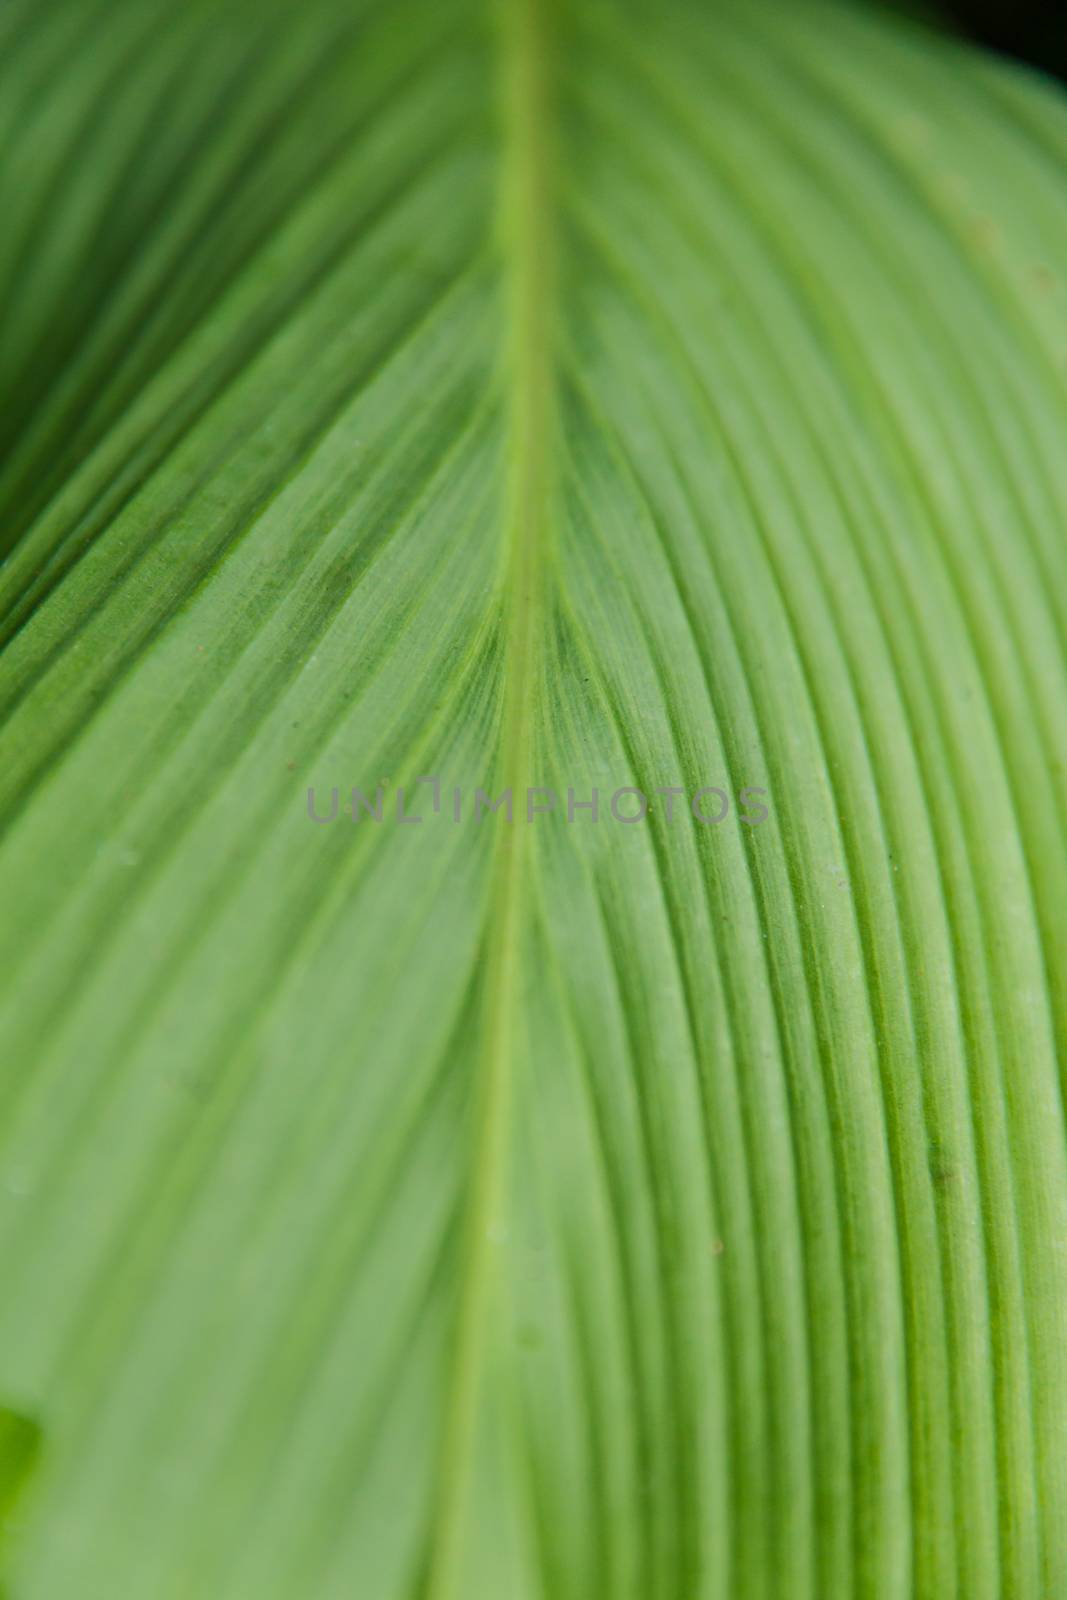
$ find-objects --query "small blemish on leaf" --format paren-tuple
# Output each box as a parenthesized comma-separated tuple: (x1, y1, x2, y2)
(928, 1139, 957, 1190)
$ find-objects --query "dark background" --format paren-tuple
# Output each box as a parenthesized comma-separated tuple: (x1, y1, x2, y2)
(939, 0, 1067, 82)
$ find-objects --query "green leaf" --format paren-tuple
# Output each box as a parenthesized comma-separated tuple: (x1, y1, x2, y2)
(2, 0, 1067, 1595)
(0, 1409, 42, 1582)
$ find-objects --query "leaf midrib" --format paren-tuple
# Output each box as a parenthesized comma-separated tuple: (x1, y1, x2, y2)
(421, 0, 557, 1593)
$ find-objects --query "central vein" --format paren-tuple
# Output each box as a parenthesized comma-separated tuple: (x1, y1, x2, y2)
(422, 0, 557, 1594)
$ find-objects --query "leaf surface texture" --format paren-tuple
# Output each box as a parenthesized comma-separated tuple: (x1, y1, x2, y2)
(2, 0, 1067, 1595)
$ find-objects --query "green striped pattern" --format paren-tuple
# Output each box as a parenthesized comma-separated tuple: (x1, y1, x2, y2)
(1, 0, 1066, 1594)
